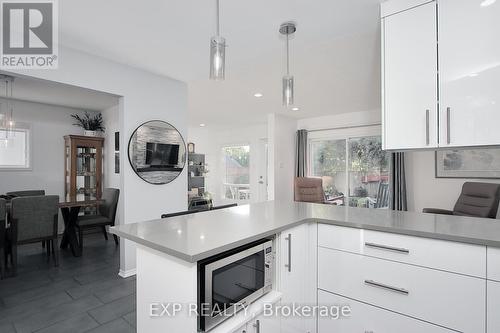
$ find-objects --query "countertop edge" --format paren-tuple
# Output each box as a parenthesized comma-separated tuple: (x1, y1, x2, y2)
(111, 217, 500, 263)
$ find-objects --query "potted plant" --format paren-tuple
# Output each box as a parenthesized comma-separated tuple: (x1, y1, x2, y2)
(71, 112, 105, 136)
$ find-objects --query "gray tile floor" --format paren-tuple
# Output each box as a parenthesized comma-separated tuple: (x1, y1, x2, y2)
(0, 233, 136, 333)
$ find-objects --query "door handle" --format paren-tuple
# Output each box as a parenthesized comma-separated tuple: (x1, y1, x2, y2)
(285, 233, 292, 272)
(446, 107, 451, 144)
(364, 279, 409, 295)
(425, 109, 430, 146)
(253, 319, 260, 333)
(365, 242, 410, 254)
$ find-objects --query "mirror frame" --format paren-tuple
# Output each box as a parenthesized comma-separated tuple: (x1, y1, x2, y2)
(127, 120, 187, 185)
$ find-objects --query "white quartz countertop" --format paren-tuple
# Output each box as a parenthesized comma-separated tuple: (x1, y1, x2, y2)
(110, 200, 500, 262)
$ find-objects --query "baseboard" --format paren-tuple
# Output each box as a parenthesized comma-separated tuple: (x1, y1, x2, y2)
(119, 268, 137, 278)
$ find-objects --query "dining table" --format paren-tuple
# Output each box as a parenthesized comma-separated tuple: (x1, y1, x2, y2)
(59, 196, 102, 257)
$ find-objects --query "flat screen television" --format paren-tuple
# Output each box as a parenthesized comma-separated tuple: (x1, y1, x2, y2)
(146, 142, 180, 167)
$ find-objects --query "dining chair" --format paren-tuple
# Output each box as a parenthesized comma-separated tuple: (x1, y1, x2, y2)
(0, 199, 6, 279)
(10, 195, 59, 274)
(294, 177, 327, 203)
(6, 190, 46, 197)
(76, 188, 120, 251)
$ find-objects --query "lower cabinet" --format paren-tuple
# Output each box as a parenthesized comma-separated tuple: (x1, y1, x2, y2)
(488, 281, 500, 333)
(231, 324, 248, 333)
(249, 312, 281, 333)
(318, 290, 454, 333)
(280, 223, 317, 333)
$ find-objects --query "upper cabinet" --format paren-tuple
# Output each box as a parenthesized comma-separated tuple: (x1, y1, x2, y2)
(438, 0, 500, 147)
(381, 0, 500, 150)
(382, 1, 438, 150)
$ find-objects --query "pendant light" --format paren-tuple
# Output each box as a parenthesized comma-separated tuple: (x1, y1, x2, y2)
(280, 22, 296, 107)
(0, 75, 14, 138)
(209, 0, 226, 80)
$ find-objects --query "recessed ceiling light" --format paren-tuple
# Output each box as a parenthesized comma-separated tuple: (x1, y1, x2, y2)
(254, 93, 263, 98)
(199, 123, 206, 127)
(291, 107, 300, 111)
(481, 0, 496, 7)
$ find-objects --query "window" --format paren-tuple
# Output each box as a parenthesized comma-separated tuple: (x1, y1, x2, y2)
(221, 145, 250, 201)
(309, 129, 390, 208)
(0, 127, 31, 169)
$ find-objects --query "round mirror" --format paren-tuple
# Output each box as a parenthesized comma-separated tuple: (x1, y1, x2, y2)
(128, 120, 186, 185)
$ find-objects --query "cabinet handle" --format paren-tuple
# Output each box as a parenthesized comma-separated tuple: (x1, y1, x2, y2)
(364, 279, 409, 295)
(253, 319, 260, 333)
(364, 242, 410, 254)
(425, 109, 430, 146)
(285, 233, 292, 272)
(446, 107, 451, 144)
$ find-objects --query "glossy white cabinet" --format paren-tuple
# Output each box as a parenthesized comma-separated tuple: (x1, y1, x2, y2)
(488, 281, 500, 333)
(249, 312, 281, 333)
(381, 0, 500, 149)
(279, 223, 316, 333)
(318, 247, 486, 333)
(438, 0, 500, 147)
(382, 1, 438, 149)
(231, 324, 248, 333)
(488, 247, 500, 282)
(318, 290, 454, 333)
(318, 224, 486, 277)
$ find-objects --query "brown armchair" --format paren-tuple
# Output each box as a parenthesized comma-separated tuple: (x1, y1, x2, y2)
(294, 177, 326, 204)
(423, 182, 500, 218)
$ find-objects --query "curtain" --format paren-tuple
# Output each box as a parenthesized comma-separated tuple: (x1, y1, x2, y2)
(295, 129, 308, 177)
(390, 152, 407, 211)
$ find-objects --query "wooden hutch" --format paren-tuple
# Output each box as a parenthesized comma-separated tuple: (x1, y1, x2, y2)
(64, 135, 104, 201)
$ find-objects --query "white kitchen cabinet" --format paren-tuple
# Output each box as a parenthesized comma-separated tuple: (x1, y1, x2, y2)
(488, 281, 500, 333)
(279, 223, 316, 333)
(318, 247, 486, 333)
(318, 290, 455, 333)
(382, 1, 438, 150)
(438, 0, 500, 147)
(249, 312, 281, 333)
(488, 247, 500, 282)
(318, 224, 486, 278)
(230, 323, 248, 333)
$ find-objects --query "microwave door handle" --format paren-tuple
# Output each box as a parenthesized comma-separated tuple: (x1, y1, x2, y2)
(285, 233, 292, 272)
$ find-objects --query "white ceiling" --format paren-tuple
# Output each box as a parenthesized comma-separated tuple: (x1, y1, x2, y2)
(56, 0, 382, 127)
(0, 74, 120, 111)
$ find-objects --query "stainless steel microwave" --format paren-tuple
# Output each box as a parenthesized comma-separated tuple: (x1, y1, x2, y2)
(198, 239, 274, 332)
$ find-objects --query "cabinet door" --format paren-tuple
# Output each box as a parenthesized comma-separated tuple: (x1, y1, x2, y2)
(382, 2, 438, 150)
(318, 291, 455, 333)
(230, 323, 248, 333)
(488, 281, 500, 333)
(250, 313, 280, 333)
(438, 0, 500, 147)
(280, 224, 314, 333)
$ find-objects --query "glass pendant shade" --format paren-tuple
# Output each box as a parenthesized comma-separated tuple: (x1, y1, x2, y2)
(210, 36, 226, 80)
(282, 75, 294, 106)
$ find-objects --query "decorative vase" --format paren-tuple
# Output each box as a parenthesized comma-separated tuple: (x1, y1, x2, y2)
(84, 130, 98, 137)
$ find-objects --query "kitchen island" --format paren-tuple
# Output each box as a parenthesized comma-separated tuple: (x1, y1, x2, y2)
(110, 200, 500, 333)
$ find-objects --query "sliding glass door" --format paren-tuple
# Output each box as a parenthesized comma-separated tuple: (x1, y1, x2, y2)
(309, 129, 391, 208)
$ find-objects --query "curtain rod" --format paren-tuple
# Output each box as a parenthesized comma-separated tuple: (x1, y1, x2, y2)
(305, 122, 381, 133)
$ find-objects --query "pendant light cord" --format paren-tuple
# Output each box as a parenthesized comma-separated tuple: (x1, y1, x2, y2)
(216, 0, 220, 37)
(286, 33, 290, 75)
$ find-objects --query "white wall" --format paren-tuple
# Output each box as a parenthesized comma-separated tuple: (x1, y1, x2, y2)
(188, 123, 268, 206)
(268, 113, 297, 202)
(8, 45, 188, 276)
(0, 100, 99, 232)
